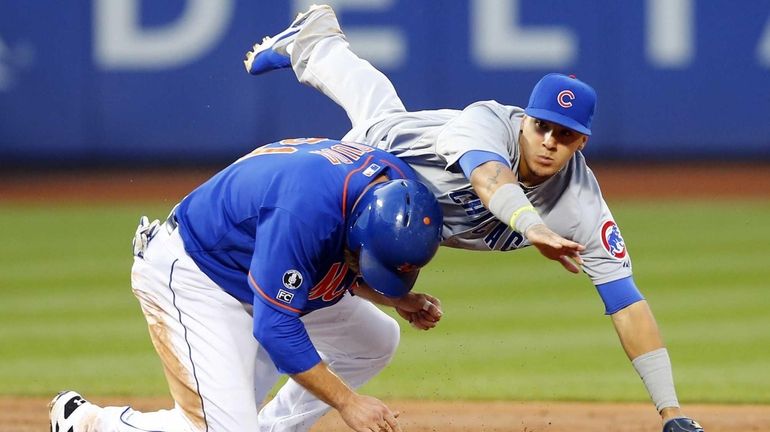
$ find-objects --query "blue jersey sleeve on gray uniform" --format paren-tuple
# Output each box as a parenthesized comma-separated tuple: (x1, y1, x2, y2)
(458, 150, 509, 178)
(595, 277, 643, 315)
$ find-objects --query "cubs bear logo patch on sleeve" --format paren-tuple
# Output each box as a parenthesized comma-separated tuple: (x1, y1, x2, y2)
(601, 220, 627, 259)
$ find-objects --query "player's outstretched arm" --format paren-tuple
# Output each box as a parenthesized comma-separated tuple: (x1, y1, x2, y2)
(611, 300, 700, 427)
(293, 362, 402, 432)
(470, 161, 585, 272)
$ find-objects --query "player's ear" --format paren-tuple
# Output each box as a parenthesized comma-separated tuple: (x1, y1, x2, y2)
(578, 136, 588, 151)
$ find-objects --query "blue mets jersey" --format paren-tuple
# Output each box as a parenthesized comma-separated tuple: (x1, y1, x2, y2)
(173, 138, 417, 373)
(175, 138, 415, 316)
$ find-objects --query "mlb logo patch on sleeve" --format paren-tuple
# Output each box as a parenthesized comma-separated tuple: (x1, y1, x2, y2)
(362, 163, 381, 177)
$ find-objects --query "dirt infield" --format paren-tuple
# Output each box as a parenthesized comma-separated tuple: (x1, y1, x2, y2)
(1, 163, 769, 202)
(5, 396, 769, 431)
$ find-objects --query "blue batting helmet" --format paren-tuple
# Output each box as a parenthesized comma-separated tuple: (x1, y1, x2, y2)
(346, 179, 443, 297)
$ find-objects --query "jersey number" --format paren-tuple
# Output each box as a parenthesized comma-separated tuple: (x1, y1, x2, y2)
(235, 138, 327, 163)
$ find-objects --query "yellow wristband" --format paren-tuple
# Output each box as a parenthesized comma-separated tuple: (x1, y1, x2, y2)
(508, 205, 536, 229)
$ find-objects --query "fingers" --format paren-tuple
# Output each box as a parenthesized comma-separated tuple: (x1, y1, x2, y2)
(373, 414, 401, 432)
(397, 308, 426, 329)
(341, 398, 401, 432)
(410, 310, 440, 330)
(528, 225, 586, 274)
(396, 294, 443, 330)
(395, 307, 411, 322)
(570, 250, 584, 266)
(371, 409, 401, 432)
(561, 239, 585, 252)
(424, 293, 441, 308)
(421, 298, 432, 311)
(397, 295, 442, 315)
(558, 255, 580, 274)
(545, 236, 585, 252)
(528, 224, 585, 252)
(422, 299, 443, 320)
(559, 246, 585, 273)
(384, 412, 401, 432)
(408, 313, 429, 330)
(416, 303, 441, 328)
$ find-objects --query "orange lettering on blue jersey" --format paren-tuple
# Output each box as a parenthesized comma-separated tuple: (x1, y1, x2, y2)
(279, 137, 326, 145)
(235, 146, 297, 164)
(310, 148, 351, 164)
(308, 263, 350, 302)
(310, 142, 375, 165)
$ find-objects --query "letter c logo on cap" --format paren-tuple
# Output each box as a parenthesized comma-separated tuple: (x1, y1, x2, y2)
(557, 90, 575, 108)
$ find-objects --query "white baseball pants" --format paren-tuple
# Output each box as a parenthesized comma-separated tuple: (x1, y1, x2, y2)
(84, 223, 400, 432)
(289, 8, 406, 142)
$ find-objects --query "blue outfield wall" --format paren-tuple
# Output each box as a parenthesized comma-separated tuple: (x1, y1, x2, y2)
(1, 0, 769, 165)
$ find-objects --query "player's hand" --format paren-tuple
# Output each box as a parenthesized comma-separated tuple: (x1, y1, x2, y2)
(132, 216, 161, 259)
(337, 393, 402, 432)
(394, 292, 442, 330)
(525, 224, 585, 273)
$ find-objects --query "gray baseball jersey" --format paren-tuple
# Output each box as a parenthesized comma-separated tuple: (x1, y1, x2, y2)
(345, 100, 632, 286)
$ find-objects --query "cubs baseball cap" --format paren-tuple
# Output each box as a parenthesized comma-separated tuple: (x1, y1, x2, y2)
(524, 73, 597, 136)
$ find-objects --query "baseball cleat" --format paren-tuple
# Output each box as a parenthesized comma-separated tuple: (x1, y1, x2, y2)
(244, 4, 335, 75)
(49, 390, 95, 432)
(663, 417, 705, 432)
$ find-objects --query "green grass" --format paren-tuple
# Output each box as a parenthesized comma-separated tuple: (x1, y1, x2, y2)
(1, 201, 769, 403)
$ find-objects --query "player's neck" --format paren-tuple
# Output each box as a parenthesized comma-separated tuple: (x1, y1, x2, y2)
(517, 164, 547, 188)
